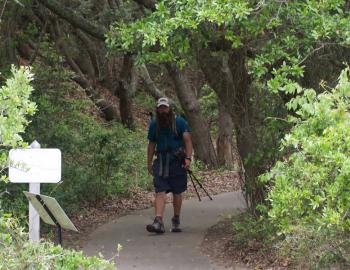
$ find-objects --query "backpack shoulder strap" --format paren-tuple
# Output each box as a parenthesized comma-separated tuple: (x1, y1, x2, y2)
(173, 115, 184, 140)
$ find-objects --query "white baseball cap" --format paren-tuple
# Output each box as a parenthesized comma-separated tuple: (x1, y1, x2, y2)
(157, 97, 170, 108)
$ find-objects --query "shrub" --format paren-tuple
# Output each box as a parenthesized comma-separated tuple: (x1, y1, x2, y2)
(0, 66, 114, 270)
(0, 66, 37, 216)
(260, 68, 350, 266)
(1, 53, 151, 218)
(0, 213, 116, 270)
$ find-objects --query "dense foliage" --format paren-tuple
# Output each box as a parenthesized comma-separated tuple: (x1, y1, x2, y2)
(0, 66, 115, 270)
(0, 212, 116, 270)
(0, 66, 37, 221)
(265, 68, 350, 229)
(108, 0, 350, 86)
(251, 68, 350, 266)
(26, 69, 150, 206)
(1, 43, 151, 217)
(242, 83, 290, 171)
(0, 66, 36, 167)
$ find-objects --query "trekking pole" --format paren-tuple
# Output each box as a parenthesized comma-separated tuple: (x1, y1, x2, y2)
(188, 171, 202, 201)
(187, 170, 213, 201)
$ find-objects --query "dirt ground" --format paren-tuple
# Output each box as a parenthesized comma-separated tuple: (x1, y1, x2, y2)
(200, 218, 289, 270)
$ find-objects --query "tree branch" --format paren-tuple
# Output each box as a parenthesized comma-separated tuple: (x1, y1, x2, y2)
(138, 64, 180, 110)
(36, 0, 107, 41)
(138, 64, 163, 99)
(75, 29, 101, 79)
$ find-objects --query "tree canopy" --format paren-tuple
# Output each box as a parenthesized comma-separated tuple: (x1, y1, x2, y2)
(108, 0, 350, 89)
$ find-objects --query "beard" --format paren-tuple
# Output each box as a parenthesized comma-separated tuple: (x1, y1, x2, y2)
(157, 111, 173, 128)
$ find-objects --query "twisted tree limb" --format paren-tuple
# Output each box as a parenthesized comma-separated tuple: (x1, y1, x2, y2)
(36, 0, 107, 40)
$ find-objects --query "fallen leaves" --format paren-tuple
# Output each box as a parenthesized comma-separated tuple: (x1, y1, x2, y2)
(201, 218, 290, 270)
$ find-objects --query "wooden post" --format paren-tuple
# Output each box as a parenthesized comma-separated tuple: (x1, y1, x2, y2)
(29, 140, 40, 243)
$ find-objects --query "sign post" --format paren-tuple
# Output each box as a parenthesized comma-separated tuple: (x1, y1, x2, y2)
(29, 141, 40, 243)
(9, 140, 62, 243)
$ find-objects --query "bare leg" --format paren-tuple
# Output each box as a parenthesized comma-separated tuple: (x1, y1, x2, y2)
(173, 193, 182, 216)
(155, 192, 166, 218)
(147, 192, 166, 233)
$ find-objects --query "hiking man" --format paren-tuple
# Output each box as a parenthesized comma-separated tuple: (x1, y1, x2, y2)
(146, 97, 193, 233)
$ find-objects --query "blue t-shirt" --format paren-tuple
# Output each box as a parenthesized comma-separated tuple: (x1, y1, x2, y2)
(147, 116, 191, 153)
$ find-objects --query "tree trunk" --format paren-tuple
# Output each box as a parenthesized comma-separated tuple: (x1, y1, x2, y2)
(116, 55, 134, 129)
(198, 51, 242, 171)
(226, 50, 253, 159)
(199, 48, 263, 210)
(199, 50, 250, 146)
(217, 105, 238, 168)
(138, 64, 164, 99)
(50, 18, 120, 121)
(166, 64, 218, 168)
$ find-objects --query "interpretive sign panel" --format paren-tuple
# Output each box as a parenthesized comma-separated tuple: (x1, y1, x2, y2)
(23, 191, 78, 232)
(9, 149, 61, 183)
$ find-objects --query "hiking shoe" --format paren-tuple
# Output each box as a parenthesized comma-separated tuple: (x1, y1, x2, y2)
(170, 216, 182, 232)
(146, 216, 165, 234)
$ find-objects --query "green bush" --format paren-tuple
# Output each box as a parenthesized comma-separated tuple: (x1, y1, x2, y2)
(0, 66, 114, 270)
(0, 66, 37, 221)
(259, 68, 350, 266)
(0, 213, 116, 270)
(0, 65, 36, 152)
(23, 62, 151, 213)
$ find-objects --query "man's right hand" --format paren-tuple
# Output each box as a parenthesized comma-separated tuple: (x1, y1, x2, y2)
(148, 164, 153, 175)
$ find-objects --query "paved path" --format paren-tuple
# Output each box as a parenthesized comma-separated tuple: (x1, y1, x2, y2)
(83, 192, 248, 270)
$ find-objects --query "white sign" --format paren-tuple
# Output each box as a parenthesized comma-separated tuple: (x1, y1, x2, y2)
(9, 149, 61, 183)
